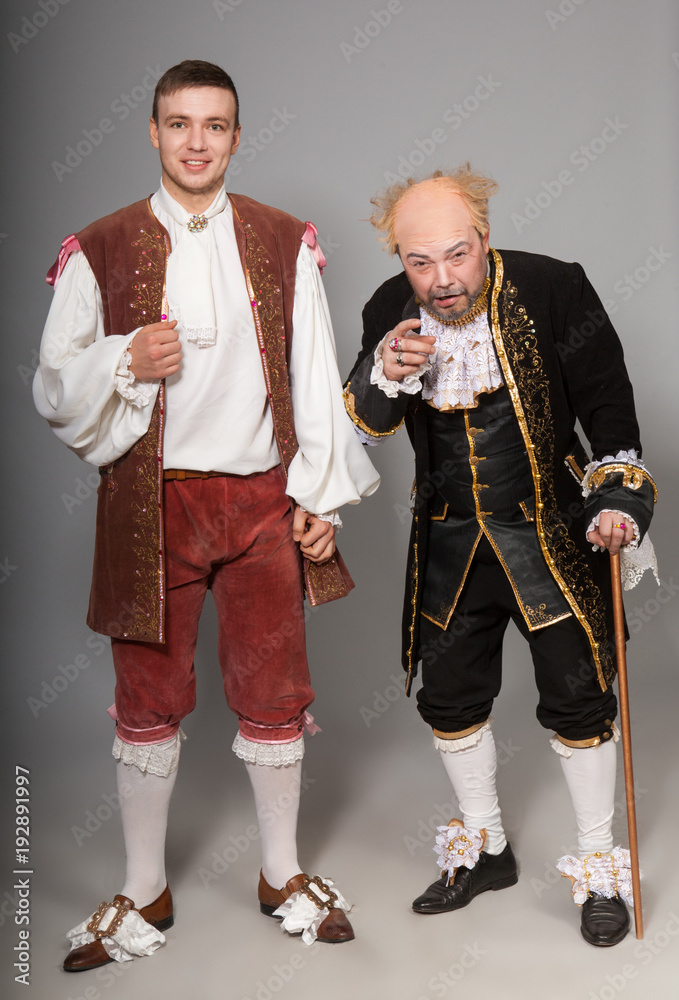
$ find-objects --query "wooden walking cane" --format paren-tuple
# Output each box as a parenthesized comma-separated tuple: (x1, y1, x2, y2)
(610, 551, 644, 939)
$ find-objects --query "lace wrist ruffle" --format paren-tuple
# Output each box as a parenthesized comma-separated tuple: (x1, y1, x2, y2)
(370, 337, 431, 399)
(115, 347, 156, 408)
(586, 510, 640, 549)
(585, 511, 659, 590)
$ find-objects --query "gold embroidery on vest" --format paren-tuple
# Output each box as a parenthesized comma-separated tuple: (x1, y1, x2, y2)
(489, 249, 612, 688)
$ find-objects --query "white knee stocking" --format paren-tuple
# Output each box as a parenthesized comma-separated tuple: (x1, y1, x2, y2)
(244, 759, 303, 889)
(118, 760, 177, 908)
(559, 740, 616, 855)
(438, 727, 507, 854)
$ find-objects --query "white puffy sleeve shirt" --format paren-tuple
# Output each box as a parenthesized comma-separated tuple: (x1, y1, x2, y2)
(33, 195, 379, 516)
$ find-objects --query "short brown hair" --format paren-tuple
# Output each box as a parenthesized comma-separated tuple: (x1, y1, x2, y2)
(370, 164, 499, 254)
(152, 60, 240, 127)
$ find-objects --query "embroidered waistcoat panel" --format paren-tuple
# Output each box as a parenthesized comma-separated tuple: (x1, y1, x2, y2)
(77, 195, 312, 641)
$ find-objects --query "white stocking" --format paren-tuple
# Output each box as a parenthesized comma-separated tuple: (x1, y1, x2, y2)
(438, 727, 506, 854)
(118, 761, 177, 908)
(559, 740, 616, 855)
(245, 759, 303, 889)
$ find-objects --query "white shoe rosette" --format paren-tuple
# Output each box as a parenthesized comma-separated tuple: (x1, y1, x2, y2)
(556, 846, 636, 906)
(273, 875, 351, 946)
(434, 819, 487, 884)
(67, 899, 166, 963)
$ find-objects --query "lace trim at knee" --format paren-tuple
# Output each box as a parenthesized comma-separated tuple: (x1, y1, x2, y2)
(232, 733, 304, 766)
(434, 718, 492, 753)
(112, 729, 185, 776)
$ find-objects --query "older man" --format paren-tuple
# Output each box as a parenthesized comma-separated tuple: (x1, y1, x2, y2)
(344, 166, 656, 946)
(35, 60, 379, 971)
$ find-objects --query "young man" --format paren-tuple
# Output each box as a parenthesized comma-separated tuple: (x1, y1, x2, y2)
(35, 60, 378, 971)
(344, 167, 656, 947)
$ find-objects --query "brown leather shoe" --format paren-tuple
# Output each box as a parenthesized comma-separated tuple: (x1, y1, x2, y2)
(63, 885, 173, 973)
(258, 871, 354, 943)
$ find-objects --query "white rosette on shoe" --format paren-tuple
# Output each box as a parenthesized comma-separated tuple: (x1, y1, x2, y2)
(434, 819, 487, 885)
(556, 847, 636, 906)
(67, 903, 166, 963)
(273, 875, 351, 946)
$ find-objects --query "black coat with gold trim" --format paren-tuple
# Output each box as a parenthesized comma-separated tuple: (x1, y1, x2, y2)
(344, 249, 656, 693)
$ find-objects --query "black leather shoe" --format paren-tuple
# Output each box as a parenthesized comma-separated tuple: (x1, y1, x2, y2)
(412, 843, 518, 913)
(581, 893, 630, 947)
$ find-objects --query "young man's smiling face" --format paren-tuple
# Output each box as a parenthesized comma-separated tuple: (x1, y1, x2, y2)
(395, 180, 489, 321)
(149, 86, 241, 212)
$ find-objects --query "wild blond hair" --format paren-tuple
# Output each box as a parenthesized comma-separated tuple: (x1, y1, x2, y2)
(370, 164, 499, 254)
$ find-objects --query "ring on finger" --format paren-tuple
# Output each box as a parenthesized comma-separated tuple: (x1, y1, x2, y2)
(396, 351, 404, 367)
(613, 522, 626, 530)
(389, 337, 400, 352)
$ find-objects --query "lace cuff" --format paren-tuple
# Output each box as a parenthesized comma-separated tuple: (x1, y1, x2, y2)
(370, 336, 431, 399)
(112, 729, 185, 777)
(115, 342, 157, 408)
(232, 733, 305, 766)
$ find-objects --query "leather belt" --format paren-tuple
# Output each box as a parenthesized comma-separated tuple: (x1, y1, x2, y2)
(163, 469, 226, 481)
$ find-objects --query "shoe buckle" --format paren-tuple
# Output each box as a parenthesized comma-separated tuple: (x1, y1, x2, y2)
(87, 898, 132, 939)
(297, 875, 338, 910)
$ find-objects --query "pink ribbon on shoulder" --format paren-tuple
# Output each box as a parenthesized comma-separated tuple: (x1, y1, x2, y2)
(46, 234, 81, 286)
(301, 222, 327, 274)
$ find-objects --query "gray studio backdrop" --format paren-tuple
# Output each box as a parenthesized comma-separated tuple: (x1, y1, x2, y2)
(2, 1, 678, 998)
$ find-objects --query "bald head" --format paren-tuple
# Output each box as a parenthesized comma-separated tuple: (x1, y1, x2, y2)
(394, 179, 487, 261)
(394, 179, 490, 321)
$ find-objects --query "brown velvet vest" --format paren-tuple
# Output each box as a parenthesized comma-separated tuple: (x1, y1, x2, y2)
(77, 194, 348, 641)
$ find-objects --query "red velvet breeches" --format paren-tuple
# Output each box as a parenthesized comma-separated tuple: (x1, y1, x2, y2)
(110, 467, 313, 746)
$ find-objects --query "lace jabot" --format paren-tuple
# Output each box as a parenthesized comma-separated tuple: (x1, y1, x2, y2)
(421, 309, 503, 410)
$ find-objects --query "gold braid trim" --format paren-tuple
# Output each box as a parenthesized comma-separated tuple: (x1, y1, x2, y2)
(343, 383, 403, 437)
(587, 463, 658, 501)
(488, 249, 611, 689)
